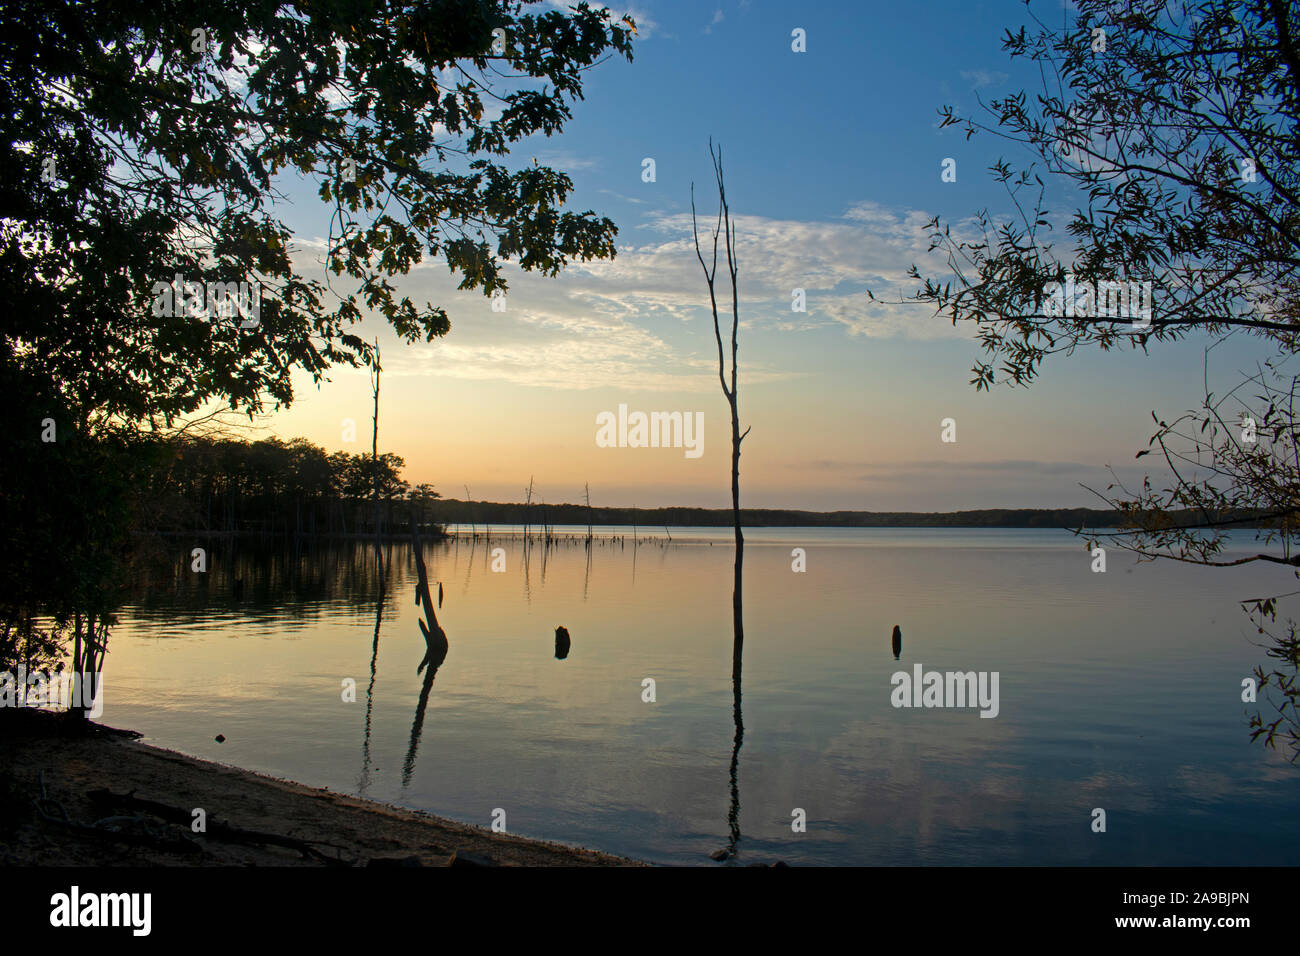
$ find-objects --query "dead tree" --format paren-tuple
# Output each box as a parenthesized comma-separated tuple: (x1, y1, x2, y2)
(409, 517, 447, 673)
(692, 139, 750, 665)
(523, 476, 535, 542)
(370, 339, 383, 587)
(584, 482, 593, 543)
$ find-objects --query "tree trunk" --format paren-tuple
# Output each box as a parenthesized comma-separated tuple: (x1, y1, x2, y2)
(690, 138, 748, 669)
(371, 341, 383, 587)
(730, 391, 744, 674)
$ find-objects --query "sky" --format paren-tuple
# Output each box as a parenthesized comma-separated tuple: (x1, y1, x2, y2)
(243, 0, 1269, 512)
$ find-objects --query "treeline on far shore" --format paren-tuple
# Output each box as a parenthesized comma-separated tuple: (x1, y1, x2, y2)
(141, 435, 443, 538)
(429, 500, 1273, 531)
(141, 435, 1280, 534)
(441, 501, 1125, 529)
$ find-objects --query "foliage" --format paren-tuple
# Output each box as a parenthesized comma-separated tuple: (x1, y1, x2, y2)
(910, 0, 1298, 391)
(162, 435, 415, 534)
(0, 0, 634, 424)
(908, 0, 1300, 755)
(0, 367, 164, 671)
(0, 0, 632, 700)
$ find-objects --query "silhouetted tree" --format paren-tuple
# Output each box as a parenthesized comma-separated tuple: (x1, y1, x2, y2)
(692, 140, 750, 662)
(0, 0, 636, 710)
(907, 0, 1300, 755)
(409, 483, 442, 532)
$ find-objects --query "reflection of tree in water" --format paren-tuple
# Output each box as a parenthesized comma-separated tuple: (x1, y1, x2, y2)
(357, 583, 383, 796)
(725, 631, 744, 858)
(402, 656, 443, 788)
(1244, 601, 1300, 762)
(709, 556, 745, 866)
(128, 539, 392, 615)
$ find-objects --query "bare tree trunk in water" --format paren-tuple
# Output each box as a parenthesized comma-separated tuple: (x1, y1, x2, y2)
(523, 476, 534, 543)
(370, 340, 383, 589)
(694, 140, 750, 861)
(584, 482, 592, 542)
(691, 138, 750, 667)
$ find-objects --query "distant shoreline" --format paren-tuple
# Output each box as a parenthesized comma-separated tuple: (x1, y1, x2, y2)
(420, 501, 1246, 530)
(142, 500, 1285, 533)
(429, 501, 1124, 529)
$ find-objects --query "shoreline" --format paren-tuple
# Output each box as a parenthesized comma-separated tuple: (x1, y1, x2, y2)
(0, 712, 644, 867)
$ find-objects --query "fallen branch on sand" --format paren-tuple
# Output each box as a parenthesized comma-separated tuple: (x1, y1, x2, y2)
(86, 788, 352, 865)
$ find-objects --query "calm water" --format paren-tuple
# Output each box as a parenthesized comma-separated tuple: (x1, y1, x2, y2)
(105, 527, 1300, 865)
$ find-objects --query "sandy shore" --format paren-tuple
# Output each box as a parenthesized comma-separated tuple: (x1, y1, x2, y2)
(0, 711, 643, 866)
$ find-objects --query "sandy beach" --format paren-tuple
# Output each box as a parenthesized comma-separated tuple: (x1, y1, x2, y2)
(0, 711, 643, 867)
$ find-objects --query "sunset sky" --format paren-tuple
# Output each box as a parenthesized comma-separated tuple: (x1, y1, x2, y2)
(246, 0, 1265, 511)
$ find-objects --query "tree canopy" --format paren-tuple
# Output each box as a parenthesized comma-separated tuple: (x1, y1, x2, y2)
(911, 0, 1298, 390)
(0, 0, 633, 687)
(908, 0, 1300, 755)
(0, 0, 635, 425)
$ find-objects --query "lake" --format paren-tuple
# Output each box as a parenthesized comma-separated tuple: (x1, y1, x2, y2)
(104, 527, 1300, 865)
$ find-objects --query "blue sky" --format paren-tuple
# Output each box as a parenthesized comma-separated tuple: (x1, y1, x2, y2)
(256, 0, 1269, 512)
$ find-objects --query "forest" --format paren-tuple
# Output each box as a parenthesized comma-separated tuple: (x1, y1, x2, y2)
(156, 436, 440, 537)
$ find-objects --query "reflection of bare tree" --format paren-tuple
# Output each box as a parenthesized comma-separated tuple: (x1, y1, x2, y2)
(523, 531, 534, 605)
(725, 611, 744, 859)
(708, 593, 745, 865)
(462, 535, 476, 596)
(357, 581, 383, 796)
(402, 661, 440, 788)
(583, 537, 592, 601)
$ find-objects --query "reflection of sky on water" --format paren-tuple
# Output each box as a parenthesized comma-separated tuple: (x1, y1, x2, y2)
(106, 528, 1300, 865)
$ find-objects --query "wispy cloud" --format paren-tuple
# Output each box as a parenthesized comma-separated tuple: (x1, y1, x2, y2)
(614, 201, 966, 338)
(530, 149, 600, 171)
(959, 68, 1008, 89)
(291, 197, 975, 391)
